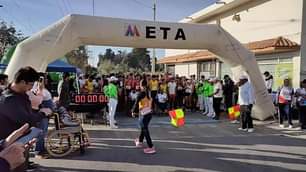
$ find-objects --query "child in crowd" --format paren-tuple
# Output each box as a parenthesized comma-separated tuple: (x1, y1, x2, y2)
(157, 89, 168, 114)
(129, 89, 139, 116)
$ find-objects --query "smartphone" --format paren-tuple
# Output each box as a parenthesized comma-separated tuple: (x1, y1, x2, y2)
(16, 127, 42, 145)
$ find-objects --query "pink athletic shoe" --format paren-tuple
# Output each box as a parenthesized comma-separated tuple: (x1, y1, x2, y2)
(134, 139, 143, 148)
(143, 147, 156, 154)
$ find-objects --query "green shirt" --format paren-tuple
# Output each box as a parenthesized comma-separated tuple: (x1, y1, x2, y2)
(104, 83, 118, 99)
(195, 82, 203, 96)
(203, 81, 214, 97)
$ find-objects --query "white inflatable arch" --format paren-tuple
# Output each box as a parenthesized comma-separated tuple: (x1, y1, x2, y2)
(5, 14, 274, 120)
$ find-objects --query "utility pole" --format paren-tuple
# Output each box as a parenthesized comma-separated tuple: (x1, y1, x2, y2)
(151, 0, 156, 73)
(92, 0, 95, 16)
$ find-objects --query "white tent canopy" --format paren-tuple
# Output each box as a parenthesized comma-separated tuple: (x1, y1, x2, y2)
(5, 14, 274, 120)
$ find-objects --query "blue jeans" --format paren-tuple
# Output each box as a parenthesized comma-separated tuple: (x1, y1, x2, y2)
(35, 118, 49, 153)
(278, 103, 292, 125)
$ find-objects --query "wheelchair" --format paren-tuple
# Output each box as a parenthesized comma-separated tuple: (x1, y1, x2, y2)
(46, 113, 90, 158)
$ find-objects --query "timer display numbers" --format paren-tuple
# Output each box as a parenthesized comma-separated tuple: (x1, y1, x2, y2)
(72, 94, 108, 104)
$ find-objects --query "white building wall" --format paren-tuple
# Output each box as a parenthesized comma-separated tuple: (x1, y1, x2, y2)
(174, 63, 197, 78)
(220, 0, 302, 44)
(165, 0, 302, 55)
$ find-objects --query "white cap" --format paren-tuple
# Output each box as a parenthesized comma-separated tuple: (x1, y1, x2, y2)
(239, 75, 248, 80)
(109, 76, 118, 82)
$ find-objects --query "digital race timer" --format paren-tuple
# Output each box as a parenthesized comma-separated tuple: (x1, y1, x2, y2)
(71, 94, 108, 104)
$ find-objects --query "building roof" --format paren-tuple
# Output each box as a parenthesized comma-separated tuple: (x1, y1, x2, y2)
(158, 37, 300, 64)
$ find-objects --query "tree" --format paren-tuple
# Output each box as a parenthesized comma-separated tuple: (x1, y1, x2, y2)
(97, 48, 116, 66)
(126, 48, 150, 71)
(97, 59, 114, 75)
(85, 64, 98, 76)
(65, 46, 89, 71)
(97, 48, 151, 73)
(0, 20, 23, 60)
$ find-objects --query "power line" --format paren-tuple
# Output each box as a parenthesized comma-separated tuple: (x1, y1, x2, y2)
(131, 0, 152, 9)
(56, 0, 66, 16)
(92, 0, 95, 16)
(62, 0, 70, 14)
(65, 0, 73, 14)
(2, 4, 32, 34)
(12, 0, 35, 33)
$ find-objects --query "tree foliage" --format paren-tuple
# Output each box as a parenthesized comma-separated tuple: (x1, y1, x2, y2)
(97, 48, 152, 73)
(65, 46, 89, 71)
(0, 20, 23, 60)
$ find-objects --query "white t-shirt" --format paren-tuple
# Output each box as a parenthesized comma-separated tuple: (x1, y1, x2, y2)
(279, 86, 294, 101)
(265, 75, 273, 90)
(214, 82, 223, 98)
(168, 82, 177, 95)
(157, 93, 167, 103)
(185, 84, 193, 93)
(79, 79, 85, 88)
(295, 88, 306, 106)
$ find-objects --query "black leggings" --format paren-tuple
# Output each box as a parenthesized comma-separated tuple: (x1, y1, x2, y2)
(139, 114, 153, 148)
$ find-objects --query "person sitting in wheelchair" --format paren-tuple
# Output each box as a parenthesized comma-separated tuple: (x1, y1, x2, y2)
(44, 97, 79, 127)
(55, 105, 79, 127)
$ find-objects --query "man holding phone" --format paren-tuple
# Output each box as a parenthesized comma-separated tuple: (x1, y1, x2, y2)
(0, 124, 37, 172)
(0, 67, 51, 171)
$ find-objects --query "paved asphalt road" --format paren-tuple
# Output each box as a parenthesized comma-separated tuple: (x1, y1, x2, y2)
(32, 113, 306, 172)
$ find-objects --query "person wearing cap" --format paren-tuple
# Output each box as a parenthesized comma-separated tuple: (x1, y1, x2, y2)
(205, 78, 215, 118)
(264, 71, 273, 93)
(277, 77, 294, 129)
(237, 75, 255, 132)
(201, 78, 212, 116)
(295, 79, 306, 130)
(104, 76, 119, 129)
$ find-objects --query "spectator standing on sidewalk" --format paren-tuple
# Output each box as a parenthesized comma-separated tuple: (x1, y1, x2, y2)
(264, 71, 274, 93)
(277, 78, 294, 129)
(237, 75, 255, 132)
(223, 75, 234, 110)
(213, 78, 223, 120)
(295, 79, 306, 130)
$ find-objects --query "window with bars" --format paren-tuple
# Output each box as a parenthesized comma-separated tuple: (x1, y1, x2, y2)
(198, 61, 216, 76)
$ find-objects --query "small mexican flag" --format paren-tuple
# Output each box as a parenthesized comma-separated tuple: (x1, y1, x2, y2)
(228, 105, 240, 120)
(168, 109, 185, 127)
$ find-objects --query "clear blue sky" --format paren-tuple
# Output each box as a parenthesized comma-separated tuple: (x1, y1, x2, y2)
(0, 0, 216, 66)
